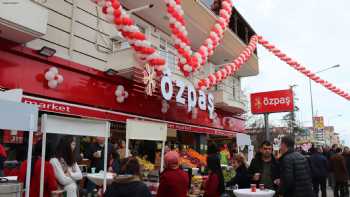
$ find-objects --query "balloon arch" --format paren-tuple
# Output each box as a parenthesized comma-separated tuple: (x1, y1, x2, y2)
(91, 0, 350, 101)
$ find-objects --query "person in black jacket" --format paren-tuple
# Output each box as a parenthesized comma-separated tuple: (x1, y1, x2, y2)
(227, 153, 250, 189)
(248, 141, 280, 190)
(309, 147, 328, 197)
(104, 157, 151, 197)
(343, 147, 350, 179)
(279, 136, 314, 197)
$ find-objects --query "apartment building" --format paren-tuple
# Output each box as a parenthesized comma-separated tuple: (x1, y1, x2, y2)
(0, 0, 259, 138)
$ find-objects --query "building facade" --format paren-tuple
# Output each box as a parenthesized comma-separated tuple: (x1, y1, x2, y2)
(0, 0, 258, 142)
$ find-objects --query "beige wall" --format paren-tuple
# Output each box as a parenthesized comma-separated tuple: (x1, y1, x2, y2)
(27, 0, 245, 106)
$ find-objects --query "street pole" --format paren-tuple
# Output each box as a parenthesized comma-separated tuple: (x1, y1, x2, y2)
(264, 113, 270, 141)
(308, 78, 315, 126)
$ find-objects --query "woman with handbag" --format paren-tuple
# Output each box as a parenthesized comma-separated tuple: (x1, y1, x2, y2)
(50, 136, 82, 197)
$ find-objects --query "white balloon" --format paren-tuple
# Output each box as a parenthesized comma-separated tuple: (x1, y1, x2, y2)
(117, 85, 124, 93)
(117, 96, 124, 103)
(45, 71, 55, 81)
(106, 6, 114, 15)
(56, 75, 64, 84)
(123, 91, 129, 98)
(49, 67, 59, 75)
(48, 80, 58, 89)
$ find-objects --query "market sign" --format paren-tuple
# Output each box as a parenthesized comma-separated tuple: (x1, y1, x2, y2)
(313, 116, 324, 129)
(250, 89, 294, 114)
(160, 70, 215, 118)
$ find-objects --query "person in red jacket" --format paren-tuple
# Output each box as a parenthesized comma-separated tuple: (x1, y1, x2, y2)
(157, 151, 189, 197)
(0, 143, 7, 176)
(18, 140, 58, 197)
(204, 154, 225, 197)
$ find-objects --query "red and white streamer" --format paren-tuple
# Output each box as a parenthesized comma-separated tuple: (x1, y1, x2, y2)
(93, 0, 165, 72)
(197, 35, 258, 90)
(164, 0, 233, 76)
(257, 36, 350, 101)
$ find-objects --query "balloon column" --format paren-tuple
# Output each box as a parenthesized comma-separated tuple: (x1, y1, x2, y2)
(93, 0, 165, 72)
(164, 0, 233, 76)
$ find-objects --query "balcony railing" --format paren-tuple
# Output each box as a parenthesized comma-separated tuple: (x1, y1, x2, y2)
(199, 0, 257, 48)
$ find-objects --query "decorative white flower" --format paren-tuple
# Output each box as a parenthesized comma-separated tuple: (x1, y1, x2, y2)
(161, 100, 169, 114)
(45, 67, 64, 89)
(115, 85, 128, 103)
(143, 63, 157, 96)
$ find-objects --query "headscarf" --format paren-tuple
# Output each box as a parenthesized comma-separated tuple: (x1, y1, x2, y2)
(164, 151, 179, 169)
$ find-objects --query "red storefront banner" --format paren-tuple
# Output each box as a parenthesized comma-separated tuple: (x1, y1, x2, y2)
(250, 89, 294, 114)
(22, 96, 236, 137)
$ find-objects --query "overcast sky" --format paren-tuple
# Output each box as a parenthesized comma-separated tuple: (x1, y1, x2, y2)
(234, 0, 350, 145)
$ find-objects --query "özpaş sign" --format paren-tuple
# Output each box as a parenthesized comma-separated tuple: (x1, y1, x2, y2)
(250, 89, 294, 114)
(160, 70, 215, 118)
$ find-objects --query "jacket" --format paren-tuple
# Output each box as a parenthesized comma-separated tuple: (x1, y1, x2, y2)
(18, 159, 58, 197)
(227, 165, 250, 188)
(330, 154, 349, 182)
(204, 172, 221, 197)
(248, 153, 280, 185)
(0, 144, 6, 171)
(279, 150, 314, 197)
(86, 143, 112, 172)
(104, 176, 151, 197)
(157, 168, 189, 197)
(309, 152, 329, 178)
(343, 153, 350, 177)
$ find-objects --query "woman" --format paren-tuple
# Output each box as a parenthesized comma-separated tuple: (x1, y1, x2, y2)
(18, 140, 58, 197)
(104, 157, 151, 197)
(50, 136, 82, 197)
(227, 153, 250, 188)
(157, 151, 189, 197)
(204, 154, 225, 197)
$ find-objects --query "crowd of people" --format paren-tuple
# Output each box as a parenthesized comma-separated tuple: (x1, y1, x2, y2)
(1, 135, 349, 197)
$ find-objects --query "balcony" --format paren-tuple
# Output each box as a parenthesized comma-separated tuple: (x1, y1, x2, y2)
(0, 0, 48, 43)
(212, 88, 246, 114)
(119, 0, 259, 77)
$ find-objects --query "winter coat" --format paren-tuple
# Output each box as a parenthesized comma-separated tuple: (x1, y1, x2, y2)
(248, 152, 280, 185)
(279, 150, 314, 197)
(227, 165, 250, 188)
(18, 159, 58, 197)
(104, 176, 151, 197)
(85, 143, 112, 172)
(156, 168, 189, 197)
(330, 154, 349, 182)
(343, 153, 350, 178)
(309, 152, 329, 178)
(204, 172, 221, 197)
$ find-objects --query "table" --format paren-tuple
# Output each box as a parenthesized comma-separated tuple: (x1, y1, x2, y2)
(233, 189, 275, 197)
(86, 173, 115, 186)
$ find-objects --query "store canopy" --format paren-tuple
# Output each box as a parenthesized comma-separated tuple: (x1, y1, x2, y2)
(126, 119, 167, 141)
(0, 98, 38, 132)
(125, 119, 167, 171)
(41, 114, 110, 137)
(0, 90, 38, 197)
(40, 114, 110, 197)
(236, 133, 251, 147)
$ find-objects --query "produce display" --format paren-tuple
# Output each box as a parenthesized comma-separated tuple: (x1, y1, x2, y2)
(136, 156, 155, 171)
(179, 149, 207, 168)
(190, 176, 204, 196)
(222, 166, 236, 183)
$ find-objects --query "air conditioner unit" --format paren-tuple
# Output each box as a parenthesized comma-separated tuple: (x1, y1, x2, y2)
(0, 0, 48, 43)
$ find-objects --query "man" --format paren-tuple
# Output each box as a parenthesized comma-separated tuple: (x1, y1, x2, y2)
(330, 148, 349, 197)
(279, 136, 313, 197)
(343, 147, 350, 181)
(248, 141, 280, 190)
(86, 137, 112, 192)
(309, 147, 328, 197)
(86, 137, 112, 173)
